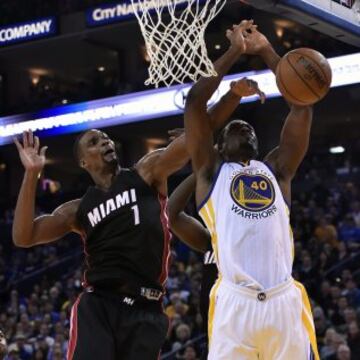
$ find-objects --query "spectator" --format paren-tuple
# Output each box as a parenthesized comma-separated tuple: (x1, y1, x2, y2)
(321, 328, 338, 359)
(183, 345, 199, 360)
(336, 344, 351, 360)
(331, 297, 348, 326)
(349, 201, 360, 227)
(338, 214, 360, 244)
(13, 333, 32, 359)
(347, 321, 360, 360)
(172, 323, 191, 356)
(344, 279, 360, 308)
(299, 254, 317, 292)
(315, 215, 339, 248)
(337, 242, 350, 262)
(313, 306, 330, 346)
(6, 344, 20, 360)
(325, 332, 347, 360)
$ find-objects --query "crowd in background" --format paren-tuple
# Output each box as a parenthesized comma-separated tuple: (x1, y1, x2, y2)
(0, 155, 359, 360)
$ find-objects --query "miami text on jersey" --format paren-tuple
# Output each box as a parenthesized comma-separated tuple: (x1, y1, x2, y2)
(87, 189, 137, 227)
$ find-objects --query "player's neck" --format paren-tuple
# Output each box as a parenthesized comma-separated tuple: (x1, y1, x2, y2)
(92, 165, 121, 190)
(225, 154, 251, 164)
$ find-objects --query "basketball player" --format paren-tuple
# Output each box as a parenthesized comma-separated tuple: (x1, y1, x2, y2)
(13, 129, 189, 359)
(12, 77, 264, 358)
(184, 20, 320, 360)
(168, 78, 265, 359)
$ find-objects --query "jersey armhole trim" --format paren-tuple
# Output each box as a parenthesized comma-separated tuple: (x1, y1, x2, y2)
(263, 161, 291, 210)
(197, 162, 224, 212)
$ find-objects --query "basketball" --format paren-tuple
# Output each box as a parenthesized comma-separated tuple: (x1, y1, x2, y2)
(276, 48, 332, 106)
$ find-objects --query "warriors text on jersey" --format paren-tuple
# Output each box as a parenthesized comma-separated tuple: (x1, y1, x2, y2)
(76, 168, 171, 291)
(199, 160, 293, 290)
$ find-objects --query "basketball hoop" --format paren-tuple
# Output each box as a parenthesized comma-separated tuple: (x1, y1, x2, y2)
(131, 0, 227, 87)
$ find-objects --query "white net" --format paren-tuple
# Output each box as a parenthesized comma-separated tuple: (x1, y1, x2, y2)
(131, 0, 227, 87)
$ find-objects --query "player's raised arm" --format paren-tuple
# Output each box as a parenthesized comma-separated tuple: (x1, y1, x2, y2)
(260, 41, 313, 183)
(241, 26, 281, 74)
(184, 21, 251, 179)
(12, 131, 81, 248)
(244, 26, 314, 196)
(136, 77, 265, 196)
(168, 174, 210, 253)
(265, 105, 313, 182)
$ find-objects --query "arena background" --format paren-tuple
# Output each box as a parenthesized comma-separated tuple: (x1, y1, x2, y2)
(0, 1, 359, 359)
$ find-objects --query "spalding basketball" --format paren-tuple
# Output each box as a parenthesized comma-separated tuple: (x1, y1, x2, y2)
(276, 48, 332, 106)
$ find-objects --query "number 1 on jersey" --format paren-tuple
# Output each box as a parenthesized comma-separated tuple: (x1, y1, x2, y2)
(131, 205, 140, 225)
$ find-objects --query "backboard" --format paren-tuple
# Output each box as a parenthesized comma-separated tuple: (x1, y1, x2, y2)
(241, 0, 360, 46)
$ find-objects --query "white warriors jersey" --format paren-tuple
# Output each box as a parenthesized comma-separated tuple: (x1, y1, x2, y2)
(199, 160, 294, 290)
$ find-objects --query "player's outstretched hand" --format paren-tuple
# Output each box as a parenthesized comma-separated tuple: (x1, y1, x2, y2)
(230, 78, 266, 104)
(14, 130, 47, 173)
(242, 26, 271, 55)
(226, 20, 255, 54)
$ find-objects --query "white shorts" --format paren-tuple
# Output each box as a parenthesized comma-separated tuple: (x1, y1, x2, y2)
(208, 278, 319, 360)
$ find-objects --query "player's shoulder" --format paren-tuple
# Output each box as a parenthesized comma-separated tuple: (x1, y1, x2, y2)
(137, 148, 166, 167)
(53, 199, 83, 233)
(134, 148, 166, 176)
(131, 149, 167, 190)
(251, 159, 271, 170)
(201, 153, 223, 181)
(53, 199, 81, 218)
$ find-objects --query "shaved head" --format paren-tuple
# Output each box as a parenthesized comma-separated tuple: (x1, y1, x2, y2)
(73, 131, 90, 164)
(217, 119, 258, 162)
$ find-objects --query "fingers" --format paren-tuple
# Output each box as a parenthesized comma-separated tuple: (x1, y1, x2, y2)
(228, 19, 254, 37)
(17, 131, 41, 151)
(40, 146, 48, 158)
(23, 131, 29, 148)
(13, 137, 22, 152)
(242, 24, 258, 38)
(22, 130, 35, 148)
(239, 20, 254, 35)
(234, 19, 254, 30)
(257, 90, 266, 104)
(28, 129, 34, 147)
(231, 78, 266, 103)
(247, 79, 260, 90)
(34, 136, 40, 152)
(247, 79, 266, 104)
(226, 29, 233, 41)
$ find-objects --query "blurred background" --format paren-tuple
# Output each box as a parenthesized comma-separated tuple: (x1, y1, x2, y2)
(0, 0, 359, 359)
